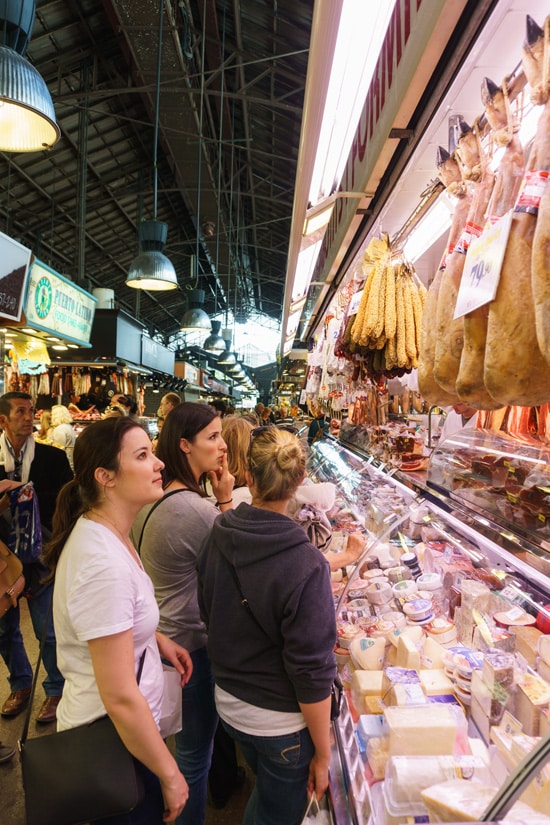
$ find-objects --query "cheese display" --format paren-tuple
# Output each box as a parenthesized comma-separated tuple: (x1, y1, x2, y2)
(384, 704, 461, 756)
(420, 778, 550, 823)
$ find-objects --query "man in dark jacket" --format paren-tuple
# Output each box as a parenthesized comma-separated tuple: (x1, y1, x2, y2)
(0, 392, 73, 724)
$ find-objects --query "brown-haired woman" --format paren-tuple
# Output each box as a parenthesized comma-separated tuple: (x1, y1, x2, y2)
(220, 415, 254, 506)
(132, 402, 234, 825)
(43, 417, 191, 824)
(197, 426, 336, 825)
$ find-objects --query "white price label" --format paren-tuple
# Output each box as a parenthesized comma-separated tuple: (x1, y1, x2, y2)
(453, 210, 513, 319)
(348, 288, 363, 316)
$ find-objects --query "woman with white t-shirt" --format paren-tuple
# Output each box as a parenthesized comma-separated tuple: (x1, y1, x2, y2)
(42, 417, 192, 824)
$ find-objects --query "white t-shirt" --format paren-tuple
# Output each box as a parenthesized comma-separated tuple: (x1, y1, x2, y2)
(54, 516, 164, 730)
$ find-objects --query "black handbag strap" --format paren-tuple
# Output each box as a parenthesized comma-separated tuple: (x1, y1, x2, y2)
(19, 594, 146, 747)
(226, 562, 278, 646)
(136, 488, 192, 553)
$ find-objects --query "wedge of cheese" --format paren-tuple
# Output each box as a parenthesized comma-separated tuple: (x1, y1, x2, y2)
(420, 778, 550, 822)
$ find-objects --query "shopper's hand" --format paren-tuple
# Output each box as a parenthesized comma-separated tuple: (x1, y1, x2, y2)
(345, 532, 367, 562)
(307, 752, 330, 800)
(156, 632, 193, 685)
(162, 769, 189, 822)
(208, 452, 234, 506)
(0, 479, 24, 494)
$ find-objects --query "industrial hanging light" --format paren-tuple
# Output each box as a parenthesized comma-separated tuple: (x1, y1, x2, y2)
(180, 288, 211, 332)
(217, 342, 236, 366)
(0, 1, 60, 152)
(203, 319, 225, 352)
(125, 0, 177, 291)
(126, 219, 178, 290)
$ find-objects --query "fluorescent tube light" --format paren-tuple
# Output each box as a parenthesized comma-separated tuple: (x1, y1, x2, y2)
(403, 197, 454, 263)
(292, 239, 322, 304)
(308, 1, 394, 206)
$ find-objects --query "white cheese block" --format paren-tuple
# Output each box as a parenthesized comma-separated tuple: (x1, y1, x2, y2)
(349, 635, 385, 670)
(421, 635, 446, 669)
(420, 778, 550, 823)
(351, 670, 384, 714)
(419, 668, 454, 696)
(388, 683, 427, 706)
(395, 633, 421, 670)
(384, 704, 460, 756)
(515, 673, 550, 736)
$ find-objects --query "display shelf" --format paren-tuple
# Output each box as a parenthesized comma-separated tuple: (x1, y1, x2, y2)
(309, 433, 550, 825)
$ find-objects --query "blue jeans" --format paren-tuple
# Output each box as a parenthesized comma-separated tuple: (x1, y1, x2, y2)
(174, 646, 218, 825)
(221, 720, 314, 825)
(0, 581, 64, 696)
(90, 762, 165, 825)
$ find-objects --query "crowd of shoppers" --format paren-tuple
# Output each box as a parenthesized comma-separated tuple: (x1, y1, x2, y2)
(0, 390, 343, 825)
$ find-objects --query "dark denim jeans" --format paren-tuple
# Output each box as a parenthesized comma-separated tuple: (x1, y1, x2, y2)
(174, 646, 218, 825)
(0, 582, 64, 696)
(221, 720, 314, 825)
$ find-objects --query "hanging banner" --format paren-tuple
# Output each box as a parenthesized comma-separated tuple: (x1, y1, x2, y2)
(24, 260, 96, 345)
(0, 231, 32, 322)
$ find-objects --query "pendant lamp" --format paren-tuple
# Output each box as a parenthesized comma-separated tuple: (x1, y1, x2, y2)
(125, 0, 177, 291)
(203, 319, 225, 352)
(126, 220, 178, 290)
(217, 343, 236, 366)
(180, 288, 211, 332)
(0, 1, 59, 152)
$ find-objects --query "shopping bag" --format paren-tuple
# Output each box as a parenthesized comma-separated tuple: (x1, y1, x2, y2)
(300, 794, 332, 824)
(159, 665, 182, 739)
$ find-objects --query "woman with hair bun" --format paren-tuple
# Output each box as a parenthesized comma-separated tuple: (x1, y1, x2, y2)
(197, 426, 336, 825)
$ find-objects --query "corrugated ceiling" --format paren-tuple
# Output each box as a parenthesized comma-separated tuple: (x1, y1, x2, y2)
(0, 0, 313, 345)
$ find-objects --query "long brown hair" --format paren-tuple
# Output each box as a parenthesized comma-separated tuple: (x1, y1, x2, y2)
(42, 417, 143, 578)
(221, 415, 253, 488)
(156, 402, 218, 495)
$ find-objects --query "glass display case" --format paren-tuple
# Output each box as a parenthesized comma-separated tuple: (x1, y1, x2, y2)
(309, 434, 550, 825)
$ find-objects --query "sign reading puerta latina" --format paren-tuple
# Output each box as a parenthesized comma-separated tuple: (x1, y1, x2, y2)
(0, 231, 32, 323)
(24, 260, 96, 346)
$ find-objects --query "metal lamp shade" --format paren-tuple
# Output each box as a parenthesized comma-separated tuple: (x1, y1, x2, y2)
(0, 45, 59, 151)
(125, 250, 178, 290)
(217, 348, 236, 366)
(180, 290, 211, 332)
(203, 320, 225, 352)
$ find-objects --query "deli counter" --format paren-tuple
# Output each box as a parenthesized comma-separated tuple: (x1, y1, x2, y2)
(307, 429, 550, 825)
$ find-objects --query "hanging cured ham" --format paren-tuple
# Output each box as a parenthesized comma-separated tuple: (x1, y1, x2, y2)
(418, 147, 472, 405)
(434, 121, 495, 394)
(456, 79, 524, 409)
(530, 15, 550, 365)
(484, 16, 550, 406)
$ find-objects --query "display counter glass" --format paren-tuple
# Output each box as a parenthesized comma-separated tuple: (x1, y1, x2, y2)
(308, 434, 550, 825)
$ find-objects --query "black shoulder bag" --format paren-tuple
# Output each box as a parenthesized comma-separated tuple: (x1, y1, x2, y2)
(226, 562, 342, 721)
(19, 597, 147, 825)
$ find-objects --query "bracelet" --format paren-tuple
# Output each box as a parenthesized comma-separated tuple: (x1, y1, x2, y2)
(216, 498, 233, 507)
